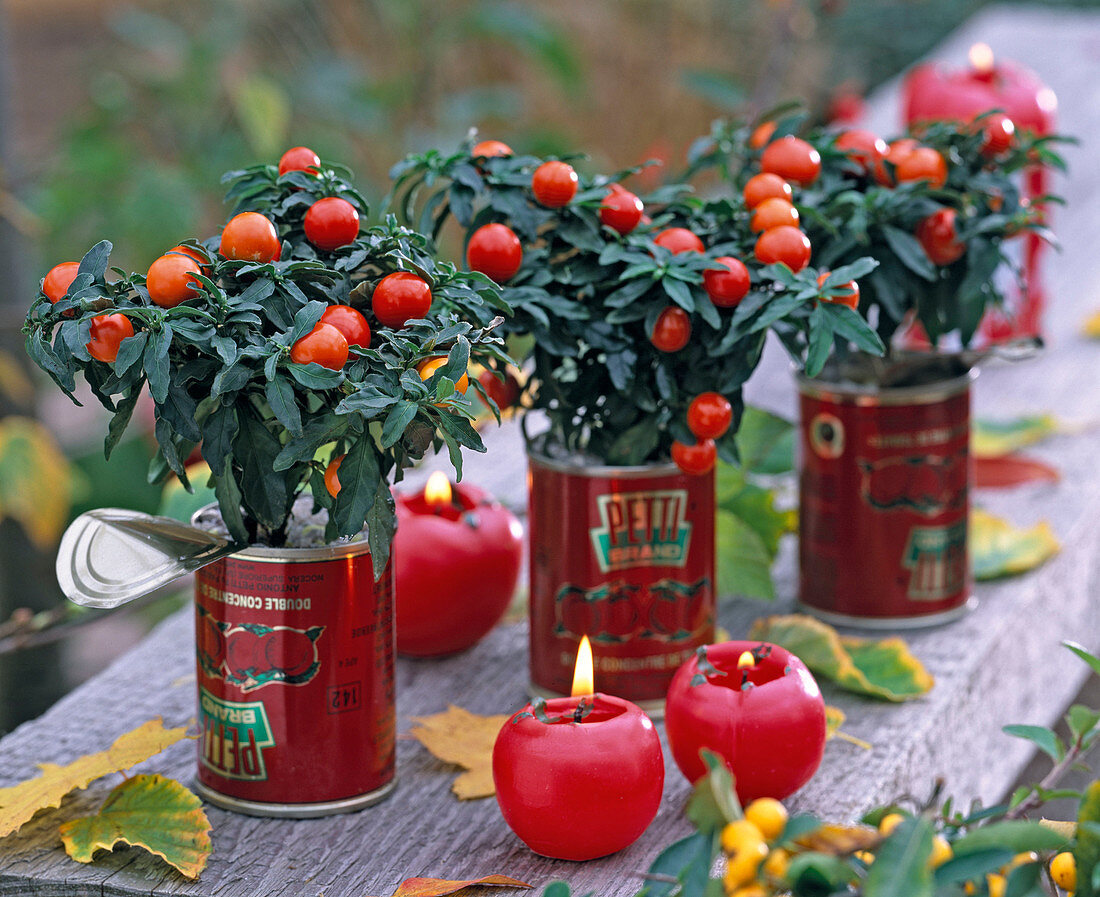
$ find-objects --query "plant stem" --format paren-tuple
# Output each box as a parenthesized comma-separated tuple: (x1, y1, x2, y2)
(1006, 733, 1088, 820)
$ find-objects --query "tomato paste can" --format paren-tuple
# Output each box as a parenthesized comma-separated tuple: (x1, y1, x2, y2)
(527, 446, 716, 711)
(798, 372, 974, 627)
(191, 524, 395, 817)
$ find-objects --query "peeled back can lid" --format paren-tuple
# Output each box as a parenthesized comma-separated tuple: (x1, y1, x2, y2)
(56, 508, 241, 608)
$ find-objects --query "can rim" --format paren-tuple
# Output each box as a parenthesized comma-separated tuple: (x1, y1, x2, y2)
(526, 447, 682, 478)
(190, 503, 371, 563)
(796, 368, 976, 406)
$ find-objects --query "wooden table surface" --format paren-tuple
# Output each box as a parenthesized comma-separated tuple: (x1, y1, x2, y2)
(4, 5, 1100, 895)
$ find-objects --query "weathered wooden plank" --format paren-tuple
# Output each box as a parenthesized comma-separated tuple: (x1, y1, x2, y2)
(3, 5, 1100, 896)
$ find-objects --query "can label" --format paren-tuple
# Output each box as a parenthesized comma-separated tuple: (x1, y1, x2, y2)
(799, 380, 971, 621)
(194, 550, 394, 806)
(529, 458, 715, 702)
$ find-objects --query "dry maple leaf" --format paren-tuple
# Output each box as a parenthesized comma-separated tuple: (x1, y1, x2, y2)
(383, 875, 532, 897)
(409, 705, 510, 800)
(0, 718, 190, 838)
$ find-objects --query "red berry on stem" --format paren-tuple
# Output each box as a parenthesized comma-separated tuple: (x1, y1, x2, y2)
(599, 186, 644, 235)
(304, 197, 360, 251)
(532, 161, 578, 208)
(372, 271, 433, 328)
(467, 223, 523, 283)
(703, 257, 751, 308)
(650, 306, 691, 352)
(687, 393, 733, 441)
(671, 439, 716, 476)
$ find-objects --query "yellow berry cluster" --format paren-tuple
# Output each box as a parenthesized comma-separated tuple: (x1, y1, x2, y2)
(720, 798, 790, 896)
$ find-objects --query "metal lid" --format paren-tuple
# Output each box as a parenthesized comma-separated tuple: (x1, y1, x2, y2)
(56, 508, 240, 608)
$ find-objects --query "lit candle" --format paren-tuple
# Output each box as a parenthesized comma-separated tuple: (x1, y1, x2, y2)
(393, 472, 523, 657)
(492, 636, 665, 860)
(664, 641, 827, 804)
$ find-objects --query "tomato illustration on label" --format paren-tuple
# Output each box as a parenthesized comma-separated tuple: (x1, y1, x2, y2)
(554, 577, 710, 643)
(858, 454, 965, 517)
(196, 607, 325, 692)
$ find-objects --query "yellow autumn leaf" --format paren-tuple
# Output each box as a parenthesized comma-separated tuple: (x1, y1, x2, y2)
(970, 508, 1060, 580)
(386, 875, 533, 897)
(748, 615, 934, 702)
(409, 706, 510, 800)
(60, 774, 211, 880)
(0, 718, 189, 837)
(1082, 308, 1100, 339)
(972, 415, 1059, 459)
(0, 352, 35, 405)
(0, 416, 73, 549)
(825, 705, 872, 751)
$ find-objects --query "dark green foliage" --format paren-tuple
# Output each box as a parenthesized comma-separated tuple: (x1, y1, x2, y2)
(391, 138, 883, 465)
(24, 162, 511, 576)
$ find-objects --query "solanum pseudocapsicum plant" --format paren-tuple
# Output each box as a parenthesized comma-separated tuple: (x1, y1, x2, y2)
(388, 137, 884, 475)
(683, 106, 1068, 351)
(24, 146, 511, 576)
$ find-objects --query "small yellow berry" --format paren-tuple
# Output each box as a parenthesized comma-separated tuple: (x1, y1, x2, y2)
(878, 812, 906, 836)
(763, 847, 790, 880)
(721, 825, 769, 891)
(1050, 851, 1077, 891)
(963, 883, 976, 896)
(728, 886, 767, 897)
(928, 835, 953, 869)
(855, 850, 875, 865)
(744, 798, 789, 841)
(987, 873, 1006, 897)
(721, 819, 767, 855)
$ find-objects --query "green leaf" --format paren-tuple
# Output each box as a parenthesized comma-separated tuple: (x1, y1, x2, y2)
(934, 847, 1015, 886)
(786, 852, 857, 895)
(953, 820, 1069, 856)
(636, 831, 714, 897)
(733, 406, 794, 474)
(864, 815, 934, 897)
(748, 614, 934, 701)
(1001, 725, 1063, 762)
(381, 401, 419, 449)
(716, 510, 777, 601)
(331, 436, 380, 537)
(881, 225, 937, 282)
(1064, 642, 1100, 680)
(365, 479, 397, 581)
(685, 750, 741, 835)
(264, 375, 302, 437)
(212, 466, 247, 544)
(59, 773, 211, 880)
(1076, 781, 1100, 897)
(104, 389, 141, 461)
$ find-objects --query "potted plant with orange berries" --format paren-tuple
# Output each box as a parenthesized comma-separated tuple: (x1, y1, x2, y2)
(389, 134, 884, 707)
(24, 145, 510, 816)
(681, 108, 1067, 628)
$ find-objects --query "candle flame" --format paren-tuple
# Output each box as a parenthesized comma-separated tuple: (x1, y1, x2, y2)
(424, 470, 453, 506)
(571, 636, 595, 697)
(969, 43, 994, 72)
(737, 650, 756, 669)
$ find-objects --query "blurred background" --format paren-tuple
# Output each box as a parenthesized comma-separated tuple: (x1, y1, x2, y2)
(0, 0, 1094, 734)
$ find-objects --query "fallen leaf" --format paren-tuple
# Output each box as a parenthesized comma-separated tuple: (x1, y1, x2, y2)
(59, 774, 211, 880)
(794, 823, 879, 855)
(0, 718, 189, 837)
(409, 706, 510, 800)
(0, 416, 73, 549)
(1083, 309, 1100, 339)
(825, 706, 872, 751)
(748, 615, 934, 702)
(974, 454, 1059, 488)
(971, 508, 1060, 580)
(972, 414, 1058, 459)
(389, 875, 532, 897)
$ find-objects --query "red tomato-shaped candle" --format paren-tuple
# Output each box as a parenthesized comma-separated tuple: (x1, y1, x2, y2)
(394, 480, 523, 657)
(665, 641, 826, 803)
(492, 694, 665, 860)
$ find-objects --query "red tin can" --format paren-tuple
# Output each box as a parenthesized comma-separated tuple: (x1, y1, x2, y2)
(192, 537, 395, 817)
(528, 448, 715, 710)
(798, 372, 974, 627)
